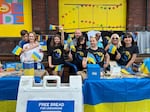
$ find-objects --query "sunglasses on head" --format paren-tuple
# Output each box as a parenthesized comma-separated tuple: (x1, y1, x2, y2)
(112, 37, 118, 40)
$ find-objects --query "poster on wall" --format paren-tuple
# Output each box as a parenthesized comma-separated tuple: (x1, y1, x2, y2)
(59, 0, 126, 32)
(0, 0, 32, 37)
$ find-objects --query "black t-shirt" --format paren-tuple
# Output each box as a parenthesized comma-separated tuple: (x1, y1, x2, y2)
(109, 51, 117, 61)
(88, 47, 106, 67)
(117, 45, 139, 65)
(48, 45, 64, 65)
(71, 47, 87, 70)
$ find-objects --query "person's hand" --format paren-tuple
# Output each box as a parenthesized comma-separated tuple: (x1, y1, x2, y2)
(103, 63, 108, 69)
(116, 51, 121, 60)
(59, 26, 63, 30)
(49, 64, 55, 68)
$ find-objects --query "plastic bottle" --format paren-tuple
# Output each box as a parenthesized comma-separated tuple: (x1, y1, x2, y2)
(37, 62, 41, 70)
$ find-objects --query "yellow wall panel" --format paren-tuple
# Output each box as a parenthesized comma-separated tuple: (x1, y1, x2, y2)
(59, 0, 126, 32)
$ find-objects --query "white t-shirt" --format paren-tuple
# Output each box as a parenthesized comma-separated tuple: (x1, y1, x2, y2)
(20, 43, 44, 62)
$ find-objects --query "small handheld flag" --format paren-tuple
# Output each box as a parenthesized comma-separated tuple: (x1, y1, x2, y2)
(37, 35, 43, 42)
(40, 41, 47, 51)
(70, 41, 76, 52)
(67, 35, 72, 43)
(49, 24, 56, 30)
(87, 52, 96, 64)
(32, 51, 41, 61)
(121, 68, 130, 75)
(12, 45, 22, 56)
(140, 58, 150, 74)
(54, 64, 63, 72)
(108, 44, 117, 54)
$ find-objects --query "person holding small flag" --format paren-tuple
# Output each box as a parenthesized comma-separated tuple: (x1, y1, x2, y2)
(20, 32, 43, 62)
(87, 37, 110, 70)
(105, 33, 122, 61)
(48, 26, 64, 76)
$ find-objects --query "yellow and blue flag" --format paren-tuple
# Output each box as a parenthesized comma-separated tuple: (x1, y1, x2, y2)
(23, 62, 35, 76)
(32, 52, 41, 61)
(40, 41, 47, 51)
(12, 45, 22, 56)
(54, 64, 63, 72)
(83, 78, 150, 112)
(87, 52, 96, 64)
(45, 35, 49, 41)
(140, 58, 150, 74)
(67, 35, 72, 43)
(49, 24, 56, 30)
(37, 35, 42, 42)
(121, 68, 130, 75)
(108, 44, 117, 54)
(70, 41, 76, 52)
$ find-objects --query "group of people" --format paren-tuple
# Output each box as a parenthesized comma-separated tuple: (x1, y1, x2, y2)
(18, 27, 139, 79)
(47, 27, 139, 79)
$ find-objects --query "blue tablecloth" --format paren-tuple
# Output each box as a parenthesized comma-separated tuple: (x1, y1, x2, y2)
(1, 76, 150, 112)
(0, 76, 41, 100)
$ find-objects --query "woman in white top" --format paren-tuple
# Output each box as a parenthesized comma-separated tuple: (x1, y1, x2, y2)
(20, 32, 43, 62)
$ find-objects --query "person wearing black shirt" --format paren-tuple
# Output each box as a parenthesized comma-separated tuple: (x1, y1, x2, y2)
(70, 36, 87, 71)
(48, 26, 64, 76)
(117, 33, 139, 68)
(105, 33, 122, 61)
(87, 37, 110, 70)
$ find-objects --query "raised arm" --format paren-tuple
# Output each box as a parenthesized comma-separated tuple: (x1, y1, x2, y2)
(59, 26, 64, 45)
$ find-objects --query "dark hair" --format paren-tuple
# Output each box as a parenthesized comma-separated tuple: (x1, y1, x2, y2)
(50, 34, 61, 47)
(77, 36, 86, 49)
(122, 33, 134, 46)
(20, 30, 28, 36)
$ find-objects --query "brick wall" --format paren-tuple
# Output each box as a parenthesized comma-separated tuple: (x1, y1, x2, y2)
(127, 0, 150, 31)
(32, 0, 58, 34)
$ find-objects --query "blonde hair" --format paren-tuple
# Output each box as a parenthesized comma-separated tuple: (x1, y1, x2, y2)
(108, 33, 122, 48)
(28, 32, 37, 42)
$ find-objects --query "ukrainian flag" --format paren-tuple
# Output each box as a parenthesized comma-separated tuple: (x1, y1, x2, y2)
(54, 64, 63, 72)
(108, 44, 117, 54)
(83, 78, 150, 112)
(45, 35, 49, 41)
(67, 35, 72, 43)
(49, 24, 56, 30)
(40, 41, 47, 51)
(140, 58, 150, 74)
(32, 51, 41, 61)
(37, 35, 42, 42)
(0, 76, 41, 112)
(70, 41, 76, 52)
(12, 45, 22, 56)
(87, 52, 96, 64)
(23, 62, 35, 76)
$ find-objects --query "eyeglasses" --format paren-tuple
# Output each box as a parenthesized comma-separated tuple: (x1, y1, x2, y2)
(112, 37, 119, 40)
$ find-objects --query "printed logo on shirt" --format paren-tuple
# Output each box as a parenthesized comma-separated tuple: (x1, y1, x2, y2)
(122, 51, 131, 61)
(53, 49, 62, 59)
(75, 51, 84, 61)
(94, 52, 104, 62)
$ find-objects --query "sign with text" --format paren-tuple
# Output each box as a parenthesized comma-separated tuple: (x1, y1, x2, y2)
(26, 100, 74, 112)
